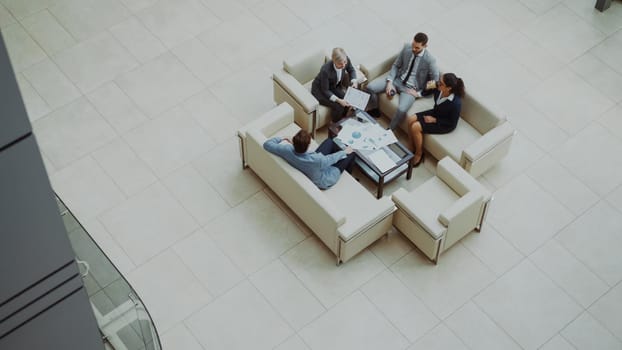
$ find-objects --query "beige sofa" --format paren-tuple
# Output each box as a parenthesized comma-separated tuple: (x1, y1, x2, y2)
(238, 103, 395, 264)
(392, 157, 492, 263)
(361, 50, 515, 177)
(272, 49, 366, 137)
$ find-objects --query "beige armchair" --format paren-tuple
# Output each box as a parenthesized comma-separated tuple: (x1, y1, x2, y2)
(391, 157, 491, 264)
(272, 49, 329, 137)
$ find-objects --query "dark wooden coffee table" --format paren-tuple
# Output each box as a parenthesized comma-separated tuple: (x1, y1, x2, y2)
(329, 109, 413, 198)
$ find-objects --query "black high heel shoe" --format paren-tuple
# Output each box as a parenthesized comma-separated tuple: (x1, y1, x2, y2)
(411, 153, 424, 167)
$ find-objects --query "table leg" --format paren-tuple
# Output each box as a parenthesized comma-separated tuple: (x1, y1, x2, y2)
(377, 176, 384, 199)
(406, 159, 413, 180)
(595, 0, 612, 11)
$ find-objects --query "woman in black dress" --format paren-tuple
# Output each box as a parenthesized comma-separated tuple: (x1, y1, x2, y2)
(406, 72, 465, 166)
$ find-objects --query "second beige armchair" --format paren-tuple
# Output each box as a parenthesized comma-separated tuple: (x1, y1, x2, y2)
(392, 157, 492, 264)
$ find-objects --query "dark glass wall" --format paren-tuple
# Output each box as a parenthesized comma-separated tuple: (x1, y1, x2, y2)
(0, 32, 104, 350)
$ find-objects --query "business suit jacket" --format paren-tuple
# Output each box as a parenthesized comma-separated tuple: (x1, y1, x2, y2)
(388, 44, 439, 92)
(311, 58, 357, 103)
(417, 90, 462, 134)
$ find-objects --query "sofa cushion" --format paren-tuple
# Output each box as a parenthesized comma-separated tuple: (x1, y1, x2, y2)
(407, 177, 459, 239)
(425, 118, 481, 164)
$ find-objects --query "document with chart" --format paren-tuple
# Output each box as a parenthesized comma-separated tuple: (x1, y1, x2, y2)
(344, 87, 370, 111)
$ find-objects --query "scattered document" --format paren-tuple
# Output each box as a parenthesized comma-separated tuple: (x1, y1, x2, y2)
(368, 149, 396, 173)
(344, 87, 370, 111)
(336, 119, 398, 151)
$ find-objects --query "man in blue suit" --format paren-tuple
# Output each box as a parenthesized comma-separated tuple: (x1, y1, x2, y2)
(366, 32, 440, 130)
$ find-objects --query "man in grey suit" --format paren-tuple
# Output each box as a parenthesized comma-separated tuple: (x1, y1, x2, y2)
(311, 47, 358, 122)
(366, 32, 439, 130)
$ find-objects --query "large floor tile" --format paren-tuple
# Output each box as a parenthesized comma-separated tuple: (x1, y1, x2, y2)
(135, 0, 220, 48)
(606, 183, 622, 214)
(205, 191, 306, 275)
(572, 52, 622, 104)
(593, 29, 622, 74)
(274, 335, 310, 350)
(561, 311, 622, 350)
(251, 0, 310, 43)
(0, 0, 59, 19)
(521, 4, 605, 63)
(170, 38, 231, 86)
(53, 32, 138, 93)
(408, 323, 468, 350)
(445, 301, 522, 350)
(487, 175, 575, 255)
(109, 17, 167, 63)
(127, 250, 212, 332)
(368, 228, 413, 267)
(185, 280, 293, 350)
(502, 99, 568, 153)
(115, 52, 204, 117)
(361, 270, 439, 343)
(539, 335, 576, 350)
(50, 156, 125, 221)
(556, 200, 622, 286)
(391, 244, 495, 319)
(2, 22, 47, 72)
(14, 72, 50, 122)
(482, 133, 545, 189)
(86, 81, 148, 134)
(566, 0, 622, 35)
(199, 12, 282, 70)
(33, 97, 117, 169)
(281, 237, 385, 308)
(99, 183, 199, 265)
(527, 155, 600, 216)
(123, 106, 214, 177)
(49, 0, 131, 41)
(525, 68, 614, 136)
(599, 103, 622, 141)
(460, 224, 524, 277)
(193, 138, 264, 207)
(432, 2, 512, 57)
(180, 89, 242, 144)
(460, 46, 539, 107)
(250, 260, 325, 330)
(162, 165, 229, 226)
(20, 9, 75, 55)
(495, 31, 564, 80)
(172, 229, 244, 297)
(91, 137, 158, 196)
(474, 260, 582, 350)
(160, 324, 203, 350)
(589, 282, 622, 339)
(22, 58, 80, 109)
(552, 123, 622, 196)
(530, 240, 609, 308)
(299, 291, 409, 350)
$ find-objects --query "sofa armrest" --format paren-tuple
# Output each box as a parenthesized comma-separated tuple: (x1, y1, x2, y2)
(336, 197, 395, 241)
(360, 52, 397, 82)
(272, 70, 318, 114)
(463, 122, 514, 162)
(392, 188, 445, 239)
(438, 191, 483, 227)
(238, 103, 294, 166)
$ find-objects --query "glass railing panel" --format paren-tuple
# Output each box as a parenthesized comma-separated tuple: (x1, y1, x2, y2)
(56, 196, 161, 350)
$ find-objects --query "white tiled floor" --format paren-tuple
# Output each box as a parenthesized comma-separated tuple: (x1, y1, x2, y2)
(4, 0, 622, 348)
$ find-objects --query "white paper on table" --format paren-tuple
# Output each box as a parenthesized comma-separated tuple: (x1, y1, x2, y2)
(344, 87, 370, 111)
(368, 149, 397, 173)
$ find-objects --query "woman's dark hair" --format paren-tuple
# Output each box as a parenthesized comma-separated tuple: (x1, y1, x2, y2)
(442, 72, 465, 98)
(293, 130, 311, 153)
